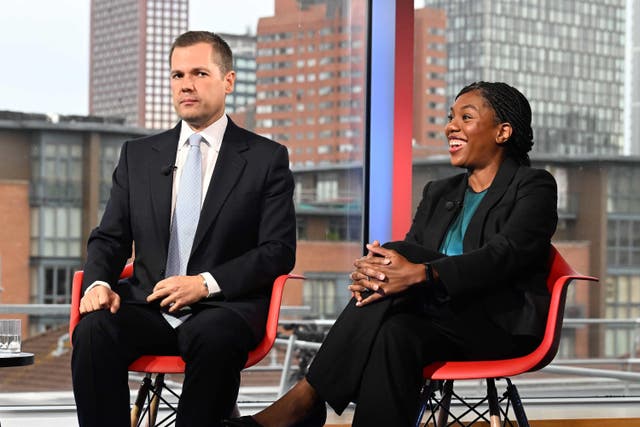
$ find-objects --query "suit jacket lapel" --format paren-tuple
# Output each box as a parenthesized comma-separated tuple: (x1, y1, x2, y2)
(463, 157, 520, 250)
(148, 124, 181, 251)
(191, 118, 248, 254)
(423, 175, 467, 250)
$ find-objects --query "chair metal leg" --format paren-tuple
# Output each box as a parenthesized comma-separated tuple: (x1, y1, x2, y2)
(436, 380, 453, 427)
(130, 373, 172, 427)
(486, 378, 501, 427)
(414, 379, 439, 427)
(505, 378, 529, 427)
(417, 376, 531, 427)
(414, 379, 430, 427)
(146, 373, 166, 427)
(131, 374, 153, 427)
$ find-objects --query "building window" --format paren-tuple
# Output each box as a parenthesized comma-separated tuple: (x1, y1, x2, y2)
(302, 272, 352, 318)
(327, 216, 361, 242)
(604, 275, 640, 357)
(100, 141, 123, 215)
(41, 264, 78, 304)
(30, 135, 83, 204)
(608, 166, 640, 213)
(31, 207, 82, 257)
(30, 261, 82, 332)
(607, 219, 640, 268)
(318, 145, 331, 154)
(316, 174, 338, 201)
(296, 217, 307, 240)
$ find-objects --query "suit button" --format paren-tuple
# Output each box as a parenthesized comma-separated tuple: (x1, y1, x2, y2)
(160, 269, 165, 276)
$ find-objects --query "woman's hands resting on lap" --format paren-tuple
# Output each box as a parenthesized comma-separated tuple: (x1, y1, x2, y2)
(349, 240, 427, 307)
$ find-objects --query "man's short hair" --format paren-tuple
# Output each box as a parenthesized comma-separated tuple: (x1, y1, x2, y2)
(169, 31, 233, 74)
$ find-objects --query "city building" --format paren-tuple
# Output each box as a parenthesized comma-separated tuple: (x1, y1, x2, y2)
(628, 0, 640, 155)
(221, 32, 258, 115)
(0, 111, 148, 334)
(254, 1, 449, 163)
(89, 0, 188, 129)
(254, 0, 367, 168)
(220, 32, 258, 130)
(423, 0, 626, 156)
(412, 6, 448, 158)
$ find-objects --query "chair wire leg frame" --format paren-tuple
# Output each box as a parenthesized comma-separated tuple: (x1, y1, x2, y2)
(415, 378, 530, 427)
(131, 373, 181, 427)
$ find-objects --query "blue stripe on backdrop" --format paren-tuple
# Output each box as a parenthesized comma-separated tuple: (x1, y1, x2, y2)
(367, 0, 395, 245)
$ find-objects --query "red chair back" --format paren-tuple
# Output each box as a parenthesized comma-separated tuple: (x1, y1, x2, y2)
(69, 265, 303, 372)
(423, 245, 598, 380)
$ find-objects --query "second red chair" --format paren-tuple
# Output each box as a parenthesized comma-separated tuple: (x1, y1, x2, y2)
(415, 245, 598, 427)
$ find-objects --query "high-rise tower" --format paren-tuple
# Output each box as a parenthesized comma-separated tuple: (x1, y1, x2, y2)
(255, 0, 367, 167)
(89, 0, 188, 129)
(424, 0, 626, 156)
(628, 0, 640, 155)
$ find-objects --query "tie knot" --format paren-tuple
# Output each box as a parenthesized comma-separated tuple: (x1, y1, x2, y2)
(188, 133, 202, 147)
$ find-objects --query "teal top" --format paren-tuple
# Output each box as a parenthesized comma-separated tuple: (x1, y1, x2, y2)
(439, 188, 488, 256)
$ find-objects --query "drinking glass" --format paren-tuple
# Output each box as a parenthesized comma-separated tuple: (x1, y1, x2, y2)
(0, 319, 21, 353)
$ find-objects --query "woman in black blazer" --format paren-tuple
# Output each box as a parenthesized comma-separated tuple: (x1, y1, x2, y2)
(226, 82, 558, 427)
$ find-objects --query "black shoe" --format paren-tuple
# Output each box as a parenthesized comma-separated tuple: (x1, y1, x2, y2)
(222, 416, 263, 427)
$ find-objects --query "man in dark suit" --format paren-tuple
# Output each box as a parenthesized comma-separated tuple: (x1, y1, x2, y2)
(71, 31, 296, 427)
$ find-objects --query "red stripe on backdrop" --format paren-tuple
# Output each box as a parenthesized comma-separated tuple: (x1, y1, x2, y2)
(392, 0, 414, 240)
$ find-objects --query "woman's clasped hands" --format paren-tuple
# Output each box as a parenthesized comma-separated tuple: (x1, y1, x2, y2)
(349, 240, 426, 307)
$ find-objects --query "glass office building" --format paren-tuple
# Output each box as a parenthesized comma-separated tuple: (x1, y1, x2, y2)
(629, 0, 640, 155)
(423, 0, 626, 156)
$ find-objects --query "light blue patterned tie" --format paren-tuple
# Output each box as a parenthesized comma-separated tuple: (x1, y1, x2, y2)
(165, 133, 202, 277)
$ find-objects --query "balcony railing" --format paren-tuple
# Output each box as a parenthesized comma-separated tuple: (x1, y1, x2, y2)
(294, 190, 362, 215)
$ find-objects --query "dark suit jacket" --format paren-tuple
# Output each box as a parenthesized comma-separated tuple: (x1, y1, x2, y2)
(403, 157, 558, 339)
(82, 117, 297, 340)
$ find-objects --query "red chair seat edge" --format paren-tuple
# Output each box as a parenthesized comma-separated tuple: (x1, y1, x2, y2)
(422, 245, 598, 381)
(69, 266, 304, 373)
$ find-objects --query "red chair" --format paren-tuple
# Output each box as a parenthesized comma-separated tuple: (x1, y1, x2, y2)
(69, 264, 303, 427)
(415, 245, 598, 427)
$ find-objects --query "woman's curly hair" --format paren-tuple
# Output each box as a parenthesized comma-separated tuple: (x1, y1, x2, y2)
(456, 82, 534, 166)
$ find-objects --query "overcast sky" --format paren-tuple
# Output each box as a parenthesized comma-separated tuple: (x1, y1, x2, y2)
(0, 0, 274, 116)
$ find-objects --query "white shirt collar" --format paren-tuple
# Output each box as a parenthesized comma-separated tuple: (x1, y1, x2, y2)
(178, 114, 228, 151)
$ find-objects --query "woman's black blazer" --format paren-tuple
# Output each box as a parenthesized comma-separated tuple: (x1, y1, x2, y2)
(405, 157, 558, 339)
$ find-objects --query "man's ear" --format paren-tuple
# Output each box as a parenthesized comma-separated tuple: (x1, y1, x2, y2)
(496, 123, 513, 145)
(224, 71, 236, 94)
